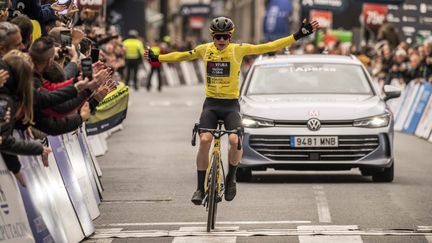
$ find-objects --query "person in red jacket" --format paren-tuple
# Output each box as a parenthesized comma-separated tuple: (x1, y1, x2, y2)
(146, 40, 163, 92)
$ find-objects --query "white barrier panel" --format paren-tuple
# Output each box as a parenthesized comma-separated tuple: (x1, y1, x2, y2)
(48, 136, 94, 237)
(394, 82, 421, 131)
(180, 62, 199, 85)
(415, 93, 432, 139)
(45, 151, 85, 243)
(198, 60, 205, 82)
(162, 63, 178, 86)
(100, 133, 109, 153)
(387, 79, 406, 115)
(17, 147, 69, 242)
(429, 132, 432, 142)
(62, 134, 100, 220)
(0, 157, 34, 243)
(87, 135, 106, 157)
(402, 82, 432, 134)
(77, 130, 104, 195)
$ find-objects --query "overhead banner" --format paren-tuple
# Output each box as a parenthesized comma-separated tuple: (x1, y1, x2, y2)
(301, 0, 348, 13)
(86, 82, 129, 136)
(386, 0, 432, 44)
(264, 0, 292, 41)
(0, 158, 34, 243)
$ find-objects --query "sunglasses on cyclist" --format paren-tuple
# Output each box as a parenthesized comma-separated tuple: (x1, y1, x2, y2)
(213, 34, 231, 41)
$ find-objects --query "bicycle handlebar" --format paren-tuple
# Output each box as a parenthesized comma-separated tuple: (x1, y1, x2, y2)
(191, 123, 243, 150)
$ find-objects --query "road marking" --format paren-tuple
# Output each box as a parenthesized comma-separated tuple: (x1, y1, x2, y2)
(298, 225, 363, 243)
(419, 226, 432, 243)
(97, 220, 312, 227)
(85, 228, 122, 242)
(313, 185, 331, 223)
(172, 227, 238, 243)
(90, 227, 432, 239)
(149, 101, 171, 106)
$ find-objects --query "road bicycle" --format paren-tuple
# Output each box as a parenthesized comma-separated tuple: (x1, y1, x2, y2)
(192, 121, 243, 232)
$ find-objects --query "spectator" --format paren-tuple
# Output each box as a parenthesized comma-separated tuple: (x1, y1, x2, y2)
(123, 29, 144, 90)
(146, 40, 163, 92)
(377, 20, 399, 49)
(0, 22, 24, 56)
(10, 15, 32, 51)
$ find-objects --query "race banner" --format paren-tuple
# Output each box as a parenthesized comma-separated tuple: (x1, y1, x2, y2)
(310, 10, 333, 29)
(264, 0, 292, 41)
(0, 157, 34, 243)
(86, 82, 129, 135)
(362, 3, 388, 32)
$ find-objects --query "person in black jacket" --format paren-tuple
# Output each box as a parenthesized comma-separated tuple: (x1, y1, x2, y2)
(0, 51, 51, 186)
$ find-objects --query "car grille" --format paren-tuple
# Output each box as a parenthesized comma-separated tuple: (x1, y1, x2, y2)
(249, 135, 379, 161)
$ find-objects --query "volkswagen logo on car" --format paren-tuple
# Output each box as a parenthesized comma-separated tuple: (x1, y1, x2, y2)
(307, 118, 321, 131)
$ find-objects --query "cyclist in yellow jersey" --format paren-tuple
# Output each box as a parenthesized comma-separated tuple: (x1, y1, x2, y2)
(145, 17, 319, 205)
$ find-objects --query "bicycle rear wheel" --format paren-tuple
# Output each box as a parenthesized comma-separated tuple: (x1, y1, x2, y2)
(207, 154, 219, 232)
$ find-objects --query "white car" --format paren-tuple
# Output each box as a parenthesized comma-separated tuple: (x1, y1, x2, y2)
(238, 55, 401, 182)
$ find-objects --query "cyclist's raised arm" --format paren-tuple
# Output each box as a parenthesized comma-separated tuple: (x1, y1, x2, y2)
(145, 44, 208, 63)
(237, 19, 319, 57)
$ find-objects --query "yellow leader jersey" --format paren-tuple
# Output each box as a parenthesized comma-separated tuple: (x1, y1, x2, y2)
(159, 35, 296, 99)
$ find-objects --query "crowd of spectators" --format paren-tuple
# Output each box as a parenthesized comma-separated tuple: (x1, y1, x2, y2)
(0, 0, 125, 186)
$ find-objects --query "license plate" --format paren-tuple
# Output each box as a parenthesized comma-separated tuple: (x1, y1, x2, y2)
(291, 136, 338, 147)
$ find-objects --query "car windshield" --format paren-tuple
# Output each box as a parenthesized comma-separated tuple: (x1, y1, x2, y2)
(246, 63, 373, 95)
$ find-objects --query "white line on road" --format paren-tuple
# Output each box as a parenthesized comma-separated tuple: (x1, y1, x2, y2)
(419, 226, 432, 243)
(97, 220, 312, 227)
(298, 225, 363, 243)
(172, 227, 238, 243)
(85, 228, 122, 243)
(90, 227, 432, 239)
(313, 185, 332, 223)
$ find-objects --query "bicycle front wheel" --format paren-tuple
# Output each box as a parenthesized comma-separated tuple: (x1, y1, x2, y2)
(207, 153, 219, 232)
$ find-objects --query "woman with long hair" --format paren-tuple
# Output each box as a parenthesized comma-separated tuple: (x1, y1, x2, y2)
(0, 50, 51, 186)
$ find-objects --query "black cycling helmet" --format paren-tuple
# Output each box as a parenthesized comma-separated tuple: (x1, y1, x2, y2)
(209, 17, 235, 34)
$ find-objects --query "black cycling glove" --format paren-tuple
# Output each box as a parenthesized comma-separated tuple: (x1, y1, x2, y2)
(148, 49, 159, 62)
(294, 21, 314, 40)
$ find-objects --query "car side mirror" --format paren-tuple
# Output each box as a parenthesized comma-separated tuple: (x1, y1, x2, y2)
(383, 85, 401, 101)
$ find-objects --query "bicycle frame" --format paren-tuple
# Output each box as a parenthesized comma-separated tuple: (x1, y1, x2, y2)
(205, 135, 223, 195)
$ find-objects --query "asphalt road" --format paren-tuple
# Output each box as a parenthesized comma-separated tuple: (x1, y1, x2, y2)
(84, 84, 432, 243)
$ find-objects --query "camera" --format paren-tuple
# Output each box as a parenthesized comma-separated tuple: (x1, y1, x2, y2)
(81, 57, 93, 80)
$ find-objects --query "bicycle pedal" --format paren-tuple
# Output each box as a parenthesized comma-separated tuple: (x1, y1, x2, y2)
(216, 195, 222, 203)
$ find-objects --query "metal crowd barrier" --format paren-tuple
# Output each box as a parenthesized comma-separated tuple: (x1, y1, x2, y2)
(389, 80, 432, 142)
(0, 126, 115, 243)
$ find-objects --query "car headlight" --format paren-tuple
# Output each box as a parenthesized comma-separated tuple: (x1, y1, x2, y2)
(242, 115, 274, 128)
(353, 113, 391, 128)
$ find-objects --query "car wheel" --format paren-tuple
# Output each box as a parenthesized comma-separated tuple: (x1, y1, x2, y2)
(372, 162, 394, 182)
(236, 167, 252, 182)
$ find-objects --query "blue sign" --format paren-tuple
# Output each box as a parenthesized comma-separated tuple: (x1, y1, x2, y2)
(403, 82, 432, 134)
(264, 0, 292, 41)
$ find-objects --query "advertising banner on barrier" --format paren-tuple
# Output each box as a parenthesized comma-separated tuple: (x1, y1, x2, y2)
(395, 82, 421, 131)
(77, 130, 103, 198)
(0, 158, 34, 243)
(48, 136, 95, 237)
(43, 151, 85, 243)
(86, 82, 129, 136)
(415, 92, 432, 139)
(62, 133, 100, 219)
(17, 153, 66, 243)
(403, 82, 432, 134)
